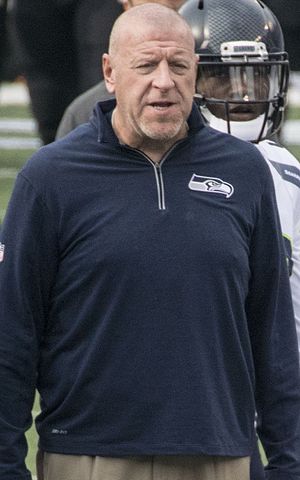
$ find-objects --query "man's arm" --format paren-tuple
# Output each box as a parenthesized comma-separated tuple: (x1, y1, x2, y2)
(0, 172, 58, 479)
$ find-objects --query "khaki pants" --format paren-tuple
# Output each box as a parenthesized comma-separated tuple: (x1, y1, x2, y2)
(40, 452, 250, 480)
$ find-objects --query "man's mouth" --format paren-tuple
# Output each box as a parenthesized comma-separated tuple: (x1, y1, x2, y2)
(228, 104, 260, 121)
(149, 101, 175, 110)
(229, 105, 255, 114)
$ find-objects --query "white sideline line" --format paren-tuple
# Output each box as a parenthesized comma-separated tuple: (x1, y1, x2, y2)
(0, 208, 7, 219)
(0, 82, 30, 105)
(0, 168, 19, 178)
(0, 118, 37, 133)
(282, 120, 300, 144)
(0, 137, 41, 149)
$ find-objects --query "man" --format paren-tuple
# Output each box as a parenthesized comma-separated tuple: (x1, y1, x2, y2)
(55, 0, 186, 139)
(0, 4, 300, 480)
(179, 0, 300, 478)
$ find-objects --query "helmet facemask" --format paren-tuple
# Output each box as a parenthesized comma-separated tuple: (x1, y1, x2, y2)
(195, 41, 289, 143)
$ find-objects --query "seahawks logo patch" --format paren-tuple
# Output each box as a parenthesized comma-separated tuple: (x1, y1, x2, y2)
(188, 174, 234, 198)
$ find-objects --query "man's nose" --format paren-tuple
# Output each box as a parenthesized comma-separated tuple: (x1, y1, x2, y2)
(231, 71, 250, 100)
(152, 61, 175, 90)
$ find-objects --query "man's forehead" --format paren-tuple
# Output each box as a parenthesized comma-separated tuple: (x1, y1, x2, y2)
(131, 43, 194, 57)
(121, 26, 195, 58)
(110, 4, 195, 59)
(118, 11, 193, 46)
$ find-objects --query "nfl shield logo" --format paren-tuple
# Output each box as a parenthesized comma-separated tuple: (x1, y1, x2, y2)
(0, 243, 5, 262)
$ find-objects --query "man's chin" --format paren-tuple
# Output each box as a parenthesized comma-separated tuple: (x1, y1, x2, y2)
(140, 121, 184, 142)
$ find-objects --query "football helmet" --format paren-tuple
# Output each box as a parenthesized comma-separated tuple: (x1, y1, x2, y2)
(179, 0, 289, 143)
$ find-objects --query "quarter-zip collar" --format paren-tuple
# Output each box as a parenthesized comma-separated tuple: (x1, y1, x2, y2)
(91, 99, 205, 211)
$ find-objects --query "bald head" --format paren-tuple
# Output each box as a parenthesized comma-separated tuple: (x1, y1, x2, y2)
(123, 0, 186, 9)
(109, 3, 194, 59)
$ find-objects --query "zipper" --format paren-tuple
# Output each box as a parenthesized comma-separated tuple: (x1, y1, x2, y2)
(152, 161, 166, 210)
(134, 152, 167, 211)
(148, 141, 182, 210)
(123, 141, 185, 211)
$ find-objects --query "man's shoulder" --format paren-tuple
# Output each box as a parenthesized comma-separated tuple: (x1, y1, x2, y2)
(256, 140, 300, 169)
(22, 125, 97, 179)
(193, 126, 272, 192)
(256, 140, 300, 193)
(204, 125, 267, 164)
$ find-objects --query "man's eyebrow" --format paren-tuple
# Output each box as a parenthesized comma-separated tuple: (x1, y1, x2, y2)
(169, 54, 192, 61)
(133, 52, 192, 60)
(136, 53, 158, 60)
(129, 53, 160, 66)
(128, 47, 194, 67)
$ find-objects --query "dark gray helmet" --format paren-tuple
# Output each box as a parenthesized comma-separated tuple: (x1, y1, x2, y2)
(179, 0, 289, 142)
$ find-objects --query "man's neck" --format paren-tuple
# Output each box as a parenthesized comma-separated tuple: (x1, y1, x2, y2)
(111, 109, 188, 163)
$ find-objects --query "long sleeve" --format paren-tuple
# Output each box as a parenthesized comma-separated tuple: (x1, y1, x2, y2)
(0, 173, 58, 479)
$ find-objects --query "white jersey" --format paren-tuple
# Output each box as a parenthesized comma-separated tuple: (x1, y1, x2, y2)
(256, 140, 300, 362)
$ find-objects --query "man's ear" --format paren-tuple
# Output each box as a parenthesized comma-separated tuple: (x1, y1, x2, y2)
(122, 1, 130, 10)
(102, 54, 116, 94)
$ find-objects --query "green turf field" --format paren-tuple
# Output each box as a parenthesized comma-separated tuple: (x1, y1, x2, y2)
(0, 104, 37, 223)
(0, 101, 299, 475)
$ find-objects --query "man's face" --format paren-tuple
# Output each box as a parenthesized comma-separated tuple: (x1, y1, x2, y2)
(197, 64, 270, 121)
(104, 23, 197, 148)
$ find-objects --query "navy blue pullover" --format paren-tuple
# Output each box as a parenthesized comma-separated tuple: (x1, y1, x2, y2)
(0, 101, 300, 479)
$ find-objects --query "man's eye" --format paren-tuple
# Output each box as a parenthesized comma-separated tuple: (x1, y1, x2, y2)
(171, 63, 188, 72)
(136, 63, 155, 71)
